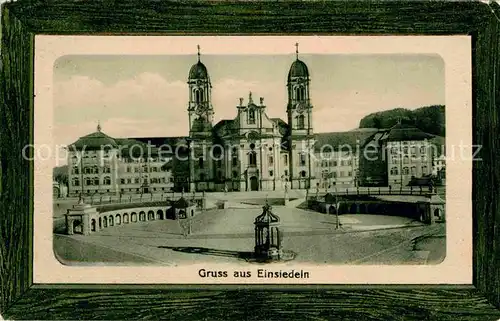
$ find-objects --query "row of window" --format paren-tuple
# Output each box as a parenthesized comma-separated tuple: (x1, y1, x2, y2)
(72, 177, 111, 186)
(125, 166, 163, 173)
(390, 166, 428, 176)
(319, 160, 352, 167)
(72, 166, 111, 175)
(71, 177, 173, 186)
(389, 146, 428, 155)
(71, 155, 167, 163)
(72, 166, 165, 175)
(321, 170, 353, 178)
(390, 155, 430, 164)
(196, 169, 306, 181)
(120, 177, 170, 185)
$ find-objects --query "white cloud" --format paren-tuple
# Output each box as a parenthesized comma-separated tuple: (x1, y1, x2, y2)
(54, 72, 188, 127)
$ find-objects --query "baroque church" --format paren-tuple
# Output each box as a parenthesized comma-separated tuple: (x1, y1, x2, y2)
(181, 45, 315, 192)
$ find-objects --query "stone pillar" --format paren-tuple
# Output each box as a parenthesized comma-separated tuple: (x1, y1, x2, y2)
(65, 201, 98, 236)
(66, 217, 74, 235)
(82, 213, 91, 235)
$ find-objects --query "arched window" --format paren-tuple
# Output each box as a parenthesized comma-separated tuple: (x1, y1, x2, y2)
(249, 152, 257, 166)
(297, 115, 305, 129)
(301, 170, 307, 178)
(233, 171, 239, 179)
(403, 156, 409, 164)
(199, 173, 205, 182)
(85, 177, 92, 186)
(92, 166, 99, 174)
(194, 88, 204, 103)
(420, 146, 426, 154)
(93, 177, 100, 185)
(402, 167, 409, 175)
(422, 166, 428, 175)
(72, 178, 80, 186)
(72, 167, 79, 174)
(198, 157, 204, 168)
(103, 176, 111, 185)
(390, 167, 399, 175)
(84, 167, 91, 174)
(411, 166, 416, 176)
(248, 109, 256, 124)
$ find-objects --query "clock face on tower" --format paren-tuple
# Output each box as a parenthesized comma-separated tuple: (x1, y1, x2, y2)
(296, 102, 305, 114)
(195, 104, 206, 115)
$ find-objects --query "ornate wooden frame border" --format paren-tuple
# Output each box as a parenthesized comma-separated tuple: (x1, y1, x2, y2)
(1, 1, 500, 320)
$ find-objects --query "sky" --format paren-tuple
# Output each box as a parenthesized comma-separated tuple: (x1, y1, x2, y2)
(53, 53, 445, 147)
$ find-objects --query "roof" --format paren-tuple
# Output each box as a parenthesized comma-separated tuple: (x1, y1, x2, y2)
(189, 61, 209, 80)
(254, 203, 280, 225)
(213, 119, 234, 131)
(314, 129, 379, 152)
(271, 118, 290, 136)
(381, 123, 435, 142)
(68, 131, 118, 150)
(173, 197, 193, 208)
(288, 59, 309, 81)
(131, 137, 189, 156)
(131, 137, 187, 147)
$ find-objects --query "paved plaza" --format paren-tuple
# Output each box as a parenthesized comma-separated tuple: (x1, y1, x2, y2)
(54, 198, 445, 266)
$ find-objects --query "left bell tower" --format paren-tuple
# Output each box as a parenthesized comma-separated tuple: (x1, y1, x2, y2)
(188, 45, 214, 136)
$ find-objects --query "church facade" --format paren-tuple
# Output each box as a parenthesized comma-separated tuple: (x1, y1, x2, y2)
(181, 49, 315, 192)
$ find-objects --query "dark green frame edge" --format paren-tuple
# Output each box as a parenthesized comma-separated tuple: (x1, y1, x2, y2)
(1, 1, 499, 320)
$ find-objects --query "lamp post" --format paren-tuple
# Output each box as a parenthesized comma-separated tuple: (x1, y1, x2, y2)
(325, 189, 340, 230)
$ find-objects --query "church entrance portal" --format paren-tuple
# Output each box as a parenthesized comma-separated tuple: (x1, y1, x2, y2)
(250, 176, 259, 191)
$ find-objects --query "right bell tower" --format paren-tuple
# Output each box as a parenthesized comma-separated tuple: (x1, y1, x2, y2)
(286, 43, 315, 189)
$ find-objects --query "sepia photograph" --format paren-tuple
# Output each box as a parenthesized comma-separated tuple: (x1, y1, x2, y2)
(50, 39, 447, 268)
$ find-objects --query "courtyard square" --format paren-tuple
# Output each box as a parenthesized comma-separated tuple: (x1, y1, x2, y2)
(54, 204, 445, 266)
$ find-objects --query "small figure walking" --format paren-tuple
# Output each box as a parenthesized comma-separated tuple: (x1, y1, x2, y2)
(224, 182, 228, 195)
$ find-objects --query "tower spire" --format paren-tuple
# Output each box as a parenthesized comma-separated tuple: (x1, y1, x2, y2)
(97, 120, 101, 132)
(295, 42, 299, 60)
(197, 45, 201, 62)
(249, 91, 253, 104)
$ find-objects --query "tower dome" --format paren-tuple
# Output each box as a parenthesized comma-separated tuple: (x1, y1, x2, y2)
(188, 45, 210, 80)
(188, 61, 209, 80)
(288, 43, 309, 81)
(287, 59, 309, 81)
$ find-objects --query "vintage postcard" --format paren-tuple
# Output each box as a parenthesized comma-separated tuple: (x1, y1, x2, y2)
(33, 36, 471, 284)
